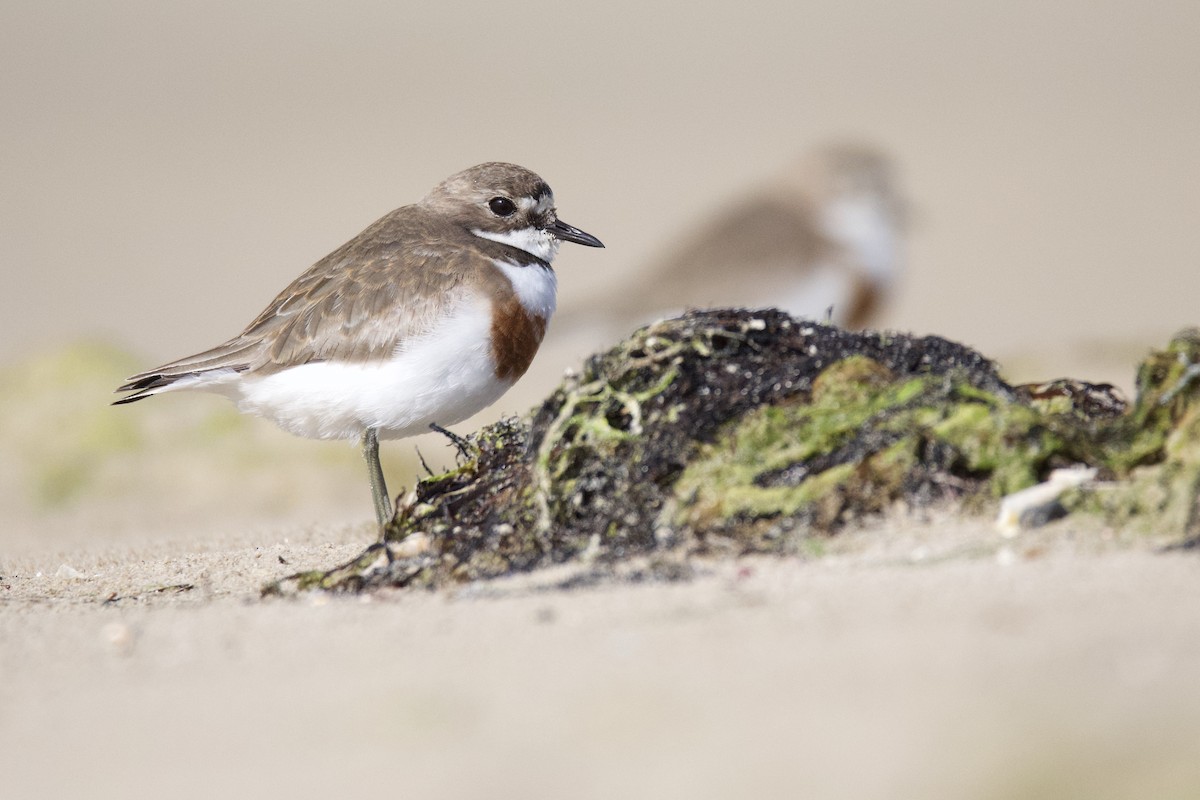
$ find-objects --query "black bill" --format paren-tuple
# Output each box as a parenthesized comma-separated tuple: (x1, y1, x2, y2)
(549, 218, 605, 248)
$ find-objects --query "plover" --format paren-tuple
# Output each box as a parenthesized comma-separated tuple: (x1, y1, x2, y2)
(115, 162, 603, 526)
(567, 143, 903, 337)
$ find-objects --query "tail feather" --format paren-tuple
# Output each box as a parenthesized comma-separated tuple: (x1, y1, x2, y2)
(112, 338, 259, 405)
(112, 384, 165, 405)
(112, 366, 248, 405)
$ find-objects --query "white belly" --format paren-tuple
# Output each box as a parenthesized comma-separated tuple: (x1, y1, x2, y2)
(229, 295, 511, 441)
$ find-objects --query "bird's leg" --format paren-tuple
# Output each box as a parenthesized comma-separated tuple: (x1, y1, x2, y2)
(429, 423, 472, 461)
(361, 427, 392, 528)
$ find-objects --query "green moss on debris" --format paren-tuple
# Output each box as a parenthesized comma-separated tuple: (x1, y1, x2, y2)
(266, 311, 1200, 595)
(670, 358, 1113, 547)
(1079, 330, 1200, 539)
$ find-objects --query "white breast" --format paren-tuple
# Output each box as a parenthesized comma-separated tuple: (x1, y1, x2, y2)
(228, 291, 511, 441)
(820, 195, 901, 287)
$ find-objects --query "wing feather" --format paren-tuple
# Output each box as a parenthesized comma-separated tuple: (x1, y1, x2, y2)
(114, 208, 482, 402)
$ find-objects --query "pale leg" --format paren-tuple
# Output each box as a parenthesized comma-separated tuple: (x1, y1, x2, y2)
(362, 427, 391, 527)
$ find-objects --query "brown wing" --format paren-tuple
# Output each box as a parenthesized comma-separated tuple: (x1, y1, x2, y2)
(617, 194, 834, 321)
(115, 209, 477, 400)
(666, 195, 828, 271)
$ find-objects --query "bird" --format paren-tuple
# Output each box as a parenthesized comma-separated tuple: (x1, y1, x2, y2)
(561, 143, 904, 343)
(114, 162, 604, 527)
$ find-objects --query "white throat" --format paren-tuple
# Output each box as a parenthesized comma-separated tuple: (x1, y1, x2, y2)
(472, 226, 561, 263)
(494, 260, 558, 320)
(820, 195, 901, 287)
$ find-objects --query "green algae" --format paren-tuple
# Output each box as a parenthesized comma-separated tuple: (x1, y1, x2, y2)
(670, 364, 1084, 547)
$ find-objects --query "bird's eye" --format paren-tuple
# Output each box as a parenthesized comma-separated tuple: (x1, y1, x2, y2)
(488, 196, 517, 217)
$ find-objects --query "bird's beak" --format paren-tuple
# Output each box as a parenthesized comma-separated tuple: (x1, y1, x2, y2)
(549, 218, 604, 248)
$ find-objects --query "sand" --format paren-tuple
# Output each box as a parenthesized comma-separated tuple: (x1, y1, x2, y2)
(4, 509, 1199, 800)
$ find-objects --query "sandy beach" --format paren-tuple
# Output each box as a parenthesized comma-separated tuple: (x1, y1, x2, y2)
(3, 1, 1200, 797)
(4, 514, 1200, 799)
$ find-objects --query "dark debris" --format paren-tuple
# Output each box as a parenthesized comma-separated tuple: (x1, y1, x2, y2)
(265, 310, 1200, 595)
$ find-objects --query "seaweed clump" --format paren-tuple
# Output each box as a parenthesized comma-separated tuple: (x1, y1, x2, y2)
(267, 310, 1200, 595)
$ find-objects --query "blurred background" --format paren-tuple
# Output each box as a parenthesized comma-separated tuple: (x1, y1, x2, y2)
(2, 0, 1198, 542)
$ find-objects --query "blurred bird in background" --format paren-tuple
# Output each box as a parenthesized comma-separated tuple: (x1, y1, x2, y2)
(566, 143, 907, 342)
